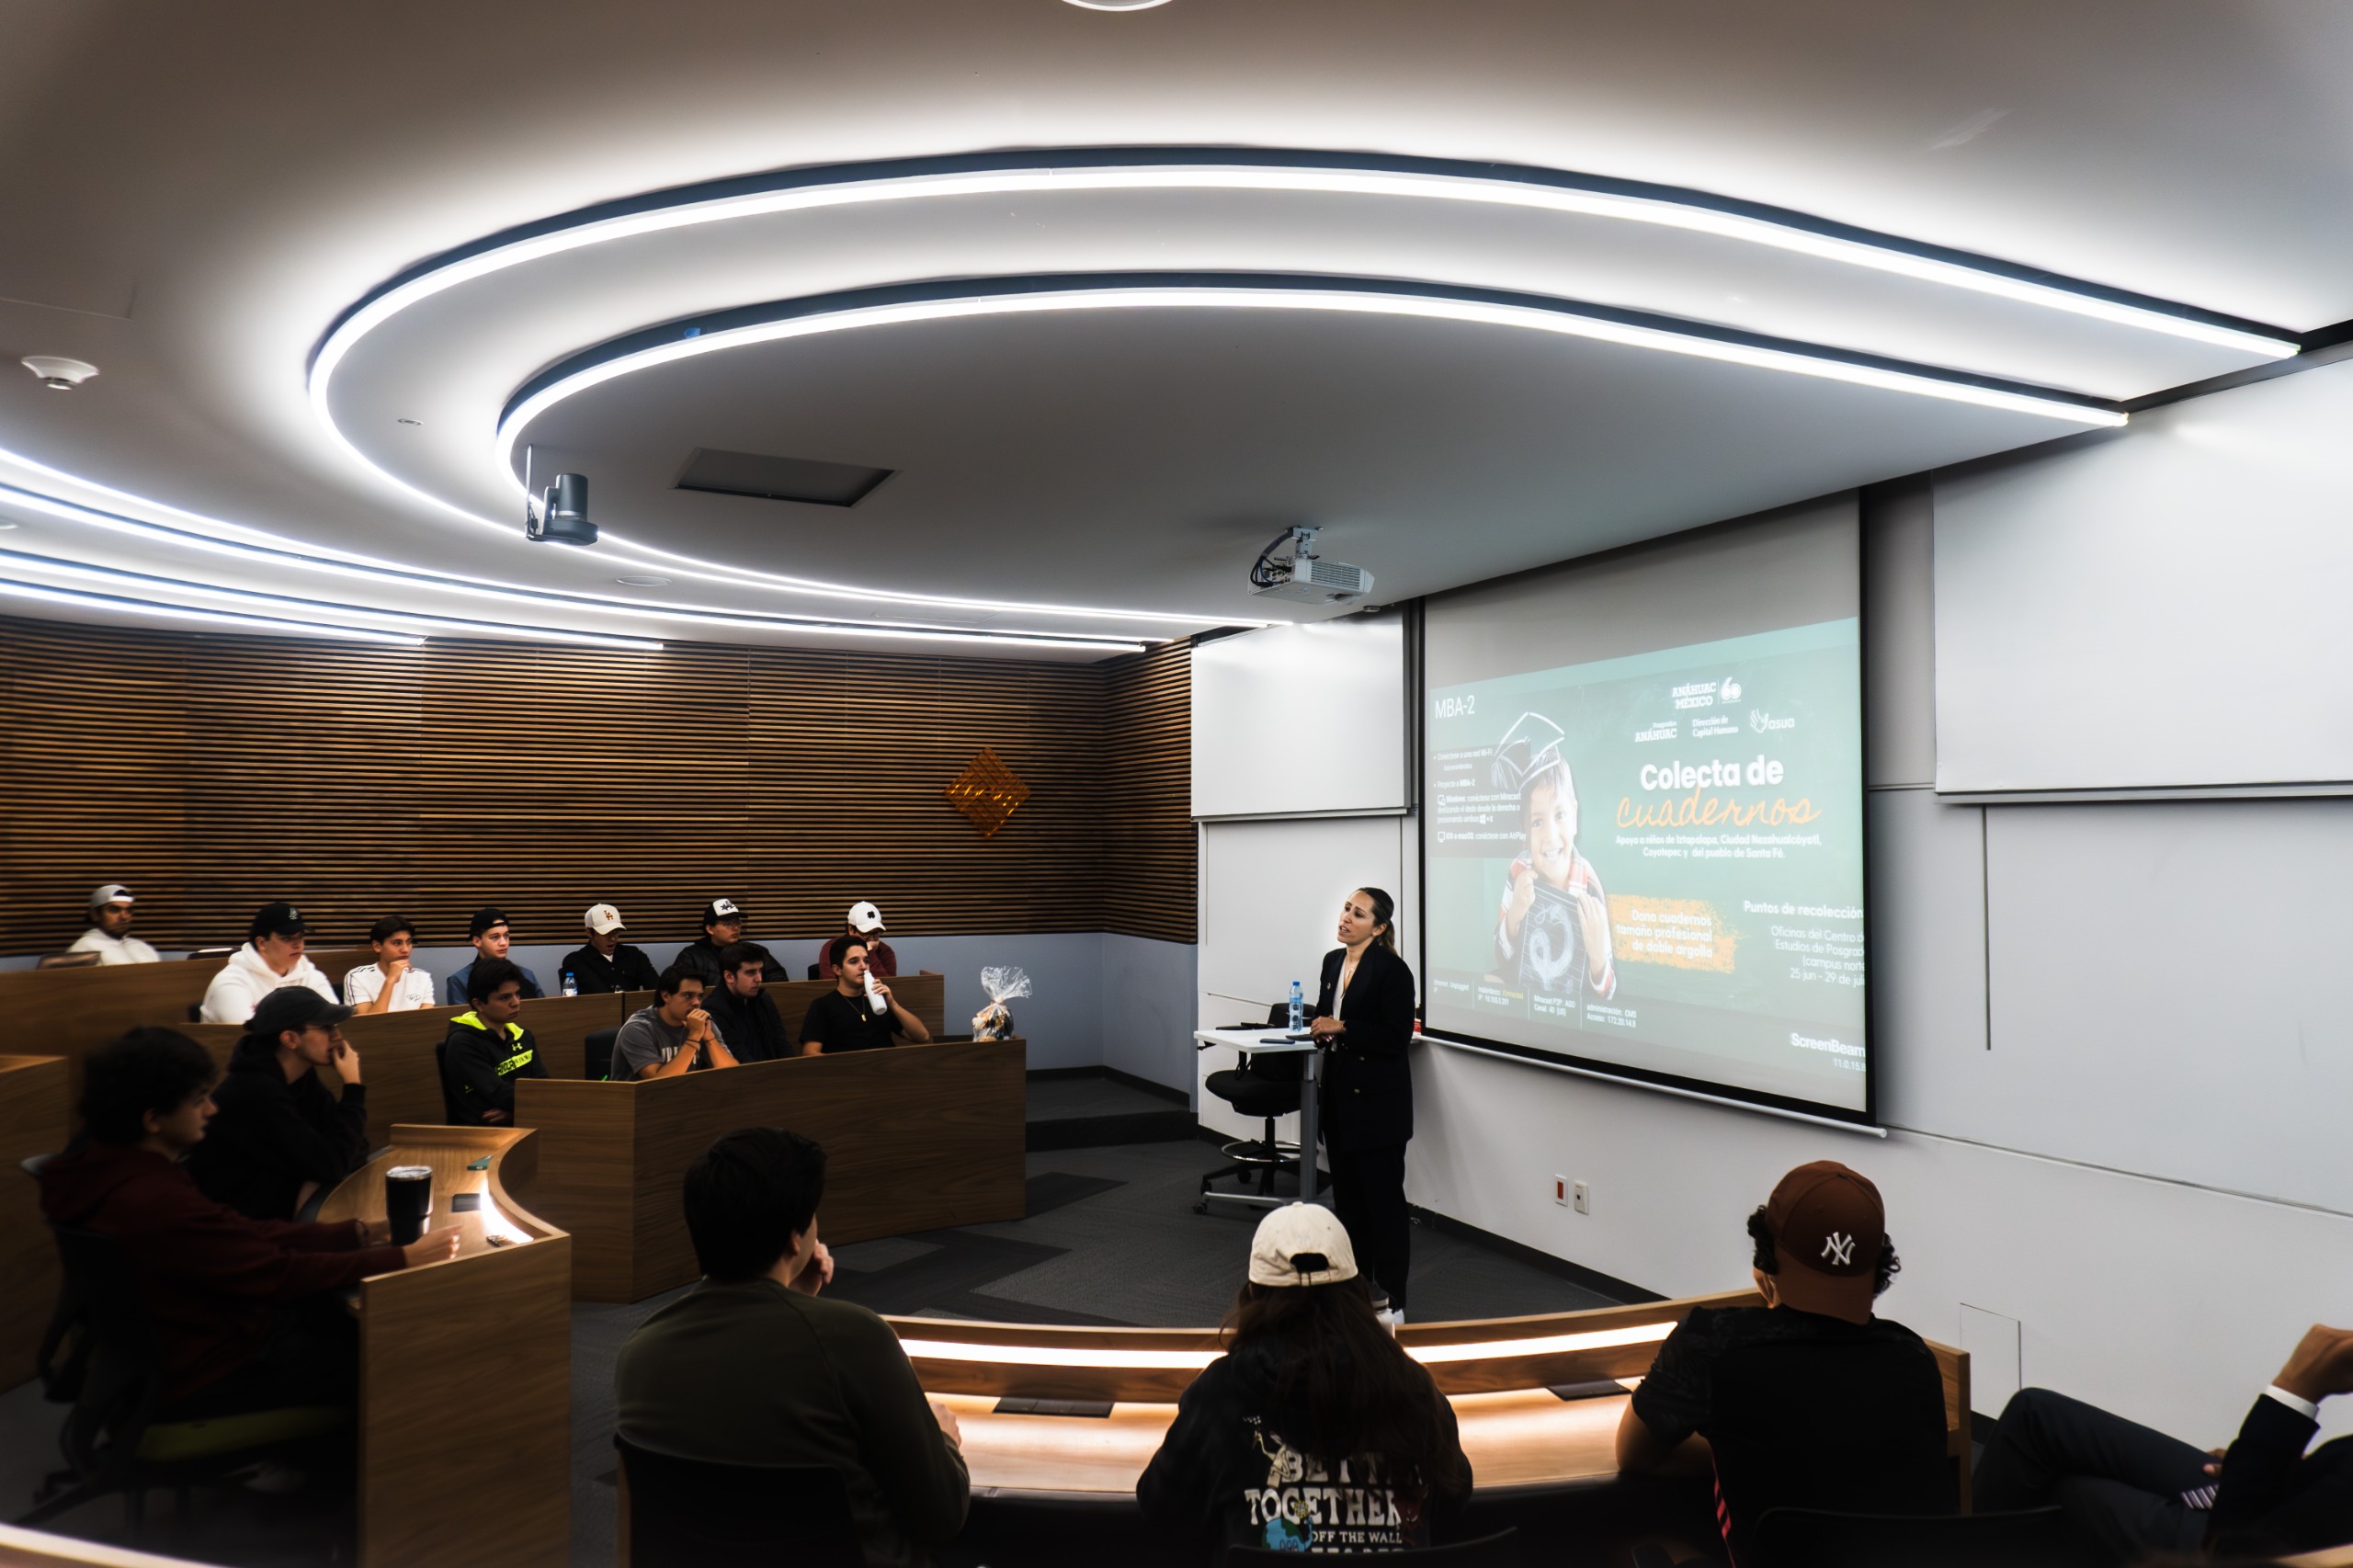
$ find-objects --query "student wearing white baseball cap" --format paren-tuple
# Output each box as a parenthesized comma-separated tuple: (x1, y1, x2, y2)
(67, 883, 159, 965)
(1137, 1203, 1470, 1558)
(816, 901, 897, 981)
(559, 903, 661, 995)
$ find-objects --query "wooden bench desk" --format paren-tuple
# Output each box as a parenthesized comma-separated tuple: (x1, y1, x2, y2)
(509, 1029, 1023, 1302)
(316, 1125, 570, 1568)
(888, 1295, 1974, 1506)
(0, 949, 369, 1089)
(176, 993, 632, 1146)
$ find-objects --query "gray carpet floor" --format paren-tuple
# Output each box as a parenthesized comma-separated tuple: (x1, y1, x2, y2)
(0, 1137, 1622, 1568)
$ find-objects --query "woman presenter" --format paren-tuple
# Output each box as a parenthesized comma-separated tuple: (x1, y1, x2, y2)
(1308, 886, 1418, 1321)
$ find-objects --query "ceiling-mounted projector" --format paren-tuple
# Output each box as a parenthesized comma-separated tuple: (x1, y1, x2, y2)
(1248, 526, 1372, 605)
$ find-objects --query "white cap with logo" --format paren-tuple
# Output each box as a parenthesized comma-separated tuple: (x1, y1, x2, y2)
(584, 903, 627, 935)
(89, 884, 134, 909)
(847, 901, 886, 934)
(1246, 1203, 1358, 1289)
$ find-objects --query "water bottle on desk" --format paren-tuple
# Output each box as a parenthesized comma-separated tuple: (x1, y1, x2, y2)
(562, 971, 578, 998)
(1288, 980, 1304, 1035)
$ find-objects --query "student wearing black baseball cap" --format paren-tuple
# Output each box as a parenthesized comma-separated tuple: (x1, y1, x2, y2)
(442, 906, 543, 1007)
(1616, 1161, 1950, 1565)
(189, 987, 372, 1222)
(675, 898, 746, 988)
(199, 903, 340, 1024)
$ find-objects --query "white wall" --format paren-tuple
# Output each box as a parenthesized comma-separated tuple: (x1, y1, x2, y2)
(1933, 349, 2353, 796)
(1200, 432, 2353, 1449)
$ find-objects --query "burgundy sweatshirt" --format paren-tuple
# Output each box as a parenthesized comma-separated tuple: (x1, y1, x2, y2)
(40, 1139, 408, 1400)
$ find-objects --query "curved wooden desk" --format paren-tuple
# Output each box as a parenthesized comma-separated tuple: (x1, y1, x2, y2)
(0, 1054, 68, 1393)
(317, 1125, 571, 1568)
(887, 1293, 1973, 1506)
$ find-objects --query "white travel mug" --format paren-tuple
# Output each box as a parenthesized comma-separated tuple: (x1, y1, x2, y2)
(865, 971, 887, 1015)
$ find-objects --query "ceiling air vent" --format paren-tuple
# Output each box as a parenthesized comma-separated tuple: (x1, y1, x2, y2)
(674, 448, 893, 507)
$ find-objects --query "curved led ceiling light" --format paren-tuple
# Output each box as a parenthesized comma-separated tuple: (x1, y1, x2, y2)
(313, 147, 2301, 404)
(0, 546, 664, 651)
(0, 458, 1153, 654)
(0, 575, 424, 647)
(497, 272, 2131, 475)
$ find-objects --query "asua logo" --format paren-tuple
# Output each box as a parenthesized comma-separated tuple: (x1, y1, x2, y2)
(1749, 710, 1796, 733)
(1820, 1232, 1856, 1267)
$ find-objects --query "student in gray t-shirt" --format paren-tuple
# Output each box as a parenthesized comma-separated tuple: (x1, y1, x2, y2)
(613, 965, 739, 1081)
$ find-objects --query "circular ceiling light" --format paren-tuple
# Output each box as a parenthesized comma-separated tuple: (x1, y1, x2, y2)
(1062, 0, 1172, 9)
(614, 574, 672, 586)
(22, 356, 98, 392)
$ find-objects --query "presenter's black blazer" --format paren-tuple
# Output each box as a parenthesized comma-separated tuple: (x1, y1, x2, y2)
(1312, 941, 1416, 1151)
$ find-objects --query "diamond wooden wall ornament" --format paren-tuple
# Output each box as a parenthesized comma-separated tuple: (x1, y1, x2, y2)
(945, 747, 1030, 837)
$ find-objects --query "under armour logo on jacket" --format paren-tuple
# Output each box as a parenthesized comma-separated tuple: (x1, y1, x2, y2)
(1820, 1232, 1856, 1267)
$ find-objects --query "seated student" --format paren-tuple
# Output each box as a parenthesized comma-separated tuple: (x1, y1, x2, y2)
(200, 903, 340, 1024)
(800, 936, 932, 1056)
(614, 965, 741, 1080)
(68, 883, 160, 964)
(1977, 1325, 2353, 1561)
(815, 901, 897, 980)
(615, 1127, 969, 1568)
(556, 903, 660, 995)
(1615, 1162, 1950, 1566)
(673, 897, 746, 988)
(39, 1028, 459, 1417)
(188, 988, 372, 1222)
(343, 915, 435, 1014)
(706, 942, 791, 1064)
(440, 958, 550, 1125)
(442, 907, 544, 1007)
(1140, 1202, 1471, 1556)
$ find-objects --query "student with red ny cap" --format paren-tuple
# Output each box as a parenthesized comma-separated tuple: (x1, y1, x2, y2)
(1616, 1161, 1951, 1565)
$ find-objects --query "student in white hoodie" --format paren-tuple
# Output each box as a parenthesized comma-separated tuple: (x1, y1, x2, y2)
(199, 903, 339, 1024)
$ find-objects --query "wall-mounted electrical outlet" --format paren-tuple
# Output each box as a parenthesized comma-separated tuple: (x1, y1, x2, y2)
(1572, 1181, 1591, 1215)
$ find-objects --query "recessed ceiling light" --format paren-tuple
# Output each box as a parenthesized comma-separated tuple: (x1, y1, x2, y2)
(614, 574, 672, 586)
(397, 417, 422, 426)
(1063, 0, 1172, 9)
(0, 519, 18, 530)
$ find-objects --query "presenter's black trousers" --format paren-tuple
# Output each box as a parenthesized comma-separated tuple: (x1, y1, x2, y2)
(1328, 1142, 1410, 1312)
(1973, 1387, 2210, 1561)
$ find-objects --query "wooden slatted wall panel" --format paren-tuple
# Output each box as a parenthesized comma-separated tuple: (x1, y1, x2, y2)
(0, 613, 1197, 954)
(1099, 641, 1195, 943)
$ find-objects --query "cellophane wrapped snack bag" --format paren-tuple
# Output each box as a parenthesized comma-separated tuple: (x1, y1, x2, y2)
(972, 966, 1032, 1040)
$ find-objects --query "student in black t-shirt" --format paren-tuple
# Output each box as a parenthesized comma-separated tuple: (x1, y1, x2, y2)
(557, 903, 661, 995)
(799, 936, 931, 1055)
(1139, 1202, 1470, 1556)
(1617, 1161, 1951, 1566)
(708, 942, 791, 1063)
(188, 986, 371, 1221)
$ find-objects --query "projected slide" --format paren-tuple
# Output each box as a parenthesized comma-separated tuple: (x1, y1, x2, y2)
(1424, 619, 1867, 1112)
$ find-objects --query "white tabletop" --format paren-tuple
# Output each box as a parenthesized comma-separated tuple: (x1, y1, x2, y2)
(1193, 1026, 1319, 1053)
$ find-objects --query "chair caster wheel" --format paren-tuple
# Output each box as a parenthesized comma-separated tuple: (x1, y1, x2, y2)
(1192, 1201, 1210, 1215)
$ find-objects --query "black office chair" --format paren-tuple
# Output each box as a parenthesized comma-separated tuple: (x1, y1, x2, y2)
(432, 1038, 465, 1123)
(1751, 1506, 2097, 1568)
(1228, 1528, 1518, 1565)
(807, 963, 822, 981)
(20, 1224, 347, 1532)
(585, 1027, 620, 1081)
(614, 1434, 860, 1568)
(1197, 1003, 1308, 1214)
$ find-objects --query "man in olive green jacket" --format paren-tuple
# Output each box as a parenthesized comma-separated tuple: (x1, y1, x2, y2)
(615, 1127, 969, 1568)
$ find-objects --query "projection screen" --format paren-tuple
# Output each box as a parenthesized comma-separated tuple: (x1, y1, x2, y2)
(1419, 496, 1871, 1121)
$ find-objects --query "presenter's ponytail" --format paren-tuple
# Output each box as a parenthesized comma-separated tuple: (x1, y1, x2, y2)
(1358, 886, 1401, 958)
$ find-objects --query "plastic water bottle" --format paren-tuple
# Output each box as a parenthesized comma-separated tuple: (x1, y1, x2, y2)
(562, 971, 577, 997)
(1288, 980, 1304, 1034)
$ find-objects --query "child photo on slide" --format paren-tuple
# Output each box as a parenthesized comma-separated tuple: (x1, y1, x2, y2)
(1488, 712, 1616, 1005)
